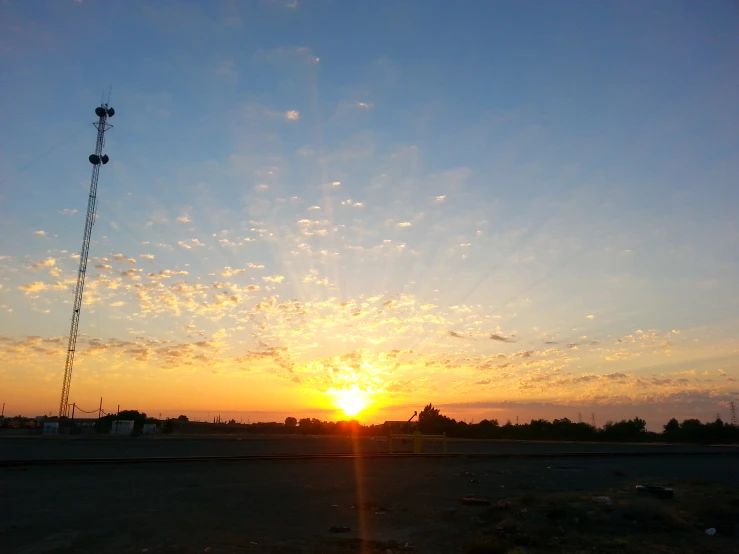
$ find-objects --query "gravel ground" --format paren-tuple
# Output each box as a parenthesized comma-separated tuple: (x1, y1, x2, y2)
(2, 452, 738, 553)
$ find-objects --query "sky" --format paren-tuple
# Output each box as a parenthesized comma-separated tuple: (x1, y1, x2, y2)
(1, 0, 738, 427)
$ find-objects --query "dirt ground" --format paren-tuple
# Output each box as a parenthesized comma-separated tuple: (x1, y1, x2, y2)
(0, 434, 726, 461)
(2, 452, 738, 554)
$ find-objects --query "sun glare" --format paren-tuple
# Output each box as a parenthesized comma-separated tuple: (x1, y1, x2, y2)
(333, 387, 369, 417)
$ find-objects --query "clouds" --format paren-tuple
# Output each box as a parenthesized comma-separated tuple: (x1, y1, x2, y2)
(28, 258, 57, 271)
(222, 266, 244, 277)
(3, 0, 739, 421)
(215, 60, 237, 78)
(178, 239, 205, 249)
(18, 281, 68, 294)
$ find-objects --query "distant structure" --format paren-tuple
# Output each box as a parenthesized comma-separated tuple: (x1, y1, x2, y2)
(58, 101, 115, 417)
(577, 412, 582, 423)
(591, 412, 596, 428)
(384, 411, 418, 434)
(730, 401, 738, 427)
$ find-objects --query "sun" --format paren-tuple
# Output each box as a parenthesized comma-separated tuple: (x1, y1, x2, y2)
(333, 387, 369, 417)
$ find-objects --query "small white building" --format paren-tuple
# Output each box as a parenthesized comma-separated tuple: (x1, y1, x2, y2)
(42, 421, 59, 435)
(141, 423, 158, 435)
(110, 420, 134, 436)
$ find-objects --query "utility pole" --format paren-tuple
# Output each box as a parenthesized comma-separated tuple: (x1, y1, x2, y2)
(58, 100, 115, 417)
(98, 397, 103, 419)
(1, 402, 4, 418)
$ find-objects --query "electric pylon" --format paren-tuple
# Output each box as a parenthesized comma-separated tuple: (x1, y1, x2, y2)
(58, 102, 115, 417)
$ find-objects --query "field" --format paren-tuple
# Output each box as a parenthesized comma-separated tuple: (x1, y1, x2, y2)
(0, 434, 727, 461)
(2, 437, 738, 553)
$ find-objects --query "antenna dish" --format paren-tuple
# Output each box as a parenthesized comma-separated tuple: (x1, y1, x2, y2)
(95, 107, 106, 118)
(101, 154, 110, 164)
(89, 154, 101, 165)
(106, 107, 115, 117)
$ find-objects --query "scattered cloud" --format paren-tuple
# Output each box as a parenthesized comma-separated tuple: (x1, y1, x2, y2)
(178, 239, 205, 249)
(215, 60, 237, 78)
(140, 254, 155, 260)
(147, 269, 189, 280)
(586, 314, 595, 319)
(18, 281, 67, 294)
(222, 267, 245, 277)
(285, 110, 300, 121)
(176, 215, 192, 224)
(29, 258, 56, 271)
(33, 230, 46, 236)
(489, 334, 515, 343)
(263, 275, 285, 283)
(58, 209, 77, 216)
(397, 222, 412, 228)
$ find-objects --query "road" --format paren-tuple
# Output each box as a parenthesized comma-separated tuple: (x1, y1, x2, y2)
(0, 434, 731, 461)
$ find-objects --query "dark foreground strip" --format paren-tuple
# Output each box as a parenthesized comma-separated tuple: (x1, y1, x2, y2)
(2, 449, 738, 467)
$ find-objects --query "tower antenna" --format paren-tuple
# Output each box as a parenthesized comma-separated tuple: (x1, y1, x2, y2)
(730, 401, 738, 427)
(58, 101, 115, 417)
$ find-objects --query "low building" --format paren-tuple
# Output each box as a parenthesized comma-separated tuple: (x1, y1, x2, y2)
(42, 422, 59, 435)
(141, 423, 158, 435)
(110, 420, 134, 436)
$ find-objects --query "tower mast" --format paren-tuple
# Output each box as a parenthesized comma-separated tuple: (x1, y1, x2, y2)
(58, 102, 115, 417)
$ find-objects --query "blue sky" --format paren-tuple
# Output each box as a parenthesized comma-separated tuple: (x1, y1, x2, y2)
(1, 0, 738, 424)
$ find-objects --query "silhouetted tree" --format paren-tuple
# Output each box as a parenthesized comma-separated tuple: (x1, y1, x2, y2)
(176, 415, 189, 421)
(663, 418, 680, 439)
(285, 417, 297, 428)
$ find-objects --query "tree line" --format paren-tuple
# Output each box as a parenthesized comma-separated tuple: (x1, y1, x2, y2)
(10, 404, 739, 444)
(167, 404, 739, 443)
(413, 404, 739, 444)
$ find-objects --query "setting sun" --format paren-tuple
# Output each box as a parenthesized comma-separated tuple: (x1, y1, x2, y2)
(333, 387, 369, 417)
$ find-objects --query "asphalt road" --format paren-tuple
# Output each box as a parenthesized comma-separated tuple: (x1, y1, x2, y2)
(2, 454, 737, 554)
(0, 434, 731, 461)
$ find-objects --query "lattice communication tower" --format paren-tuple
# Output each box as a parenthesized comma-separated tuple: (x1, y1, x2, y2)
(58, 103, 115, 417)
